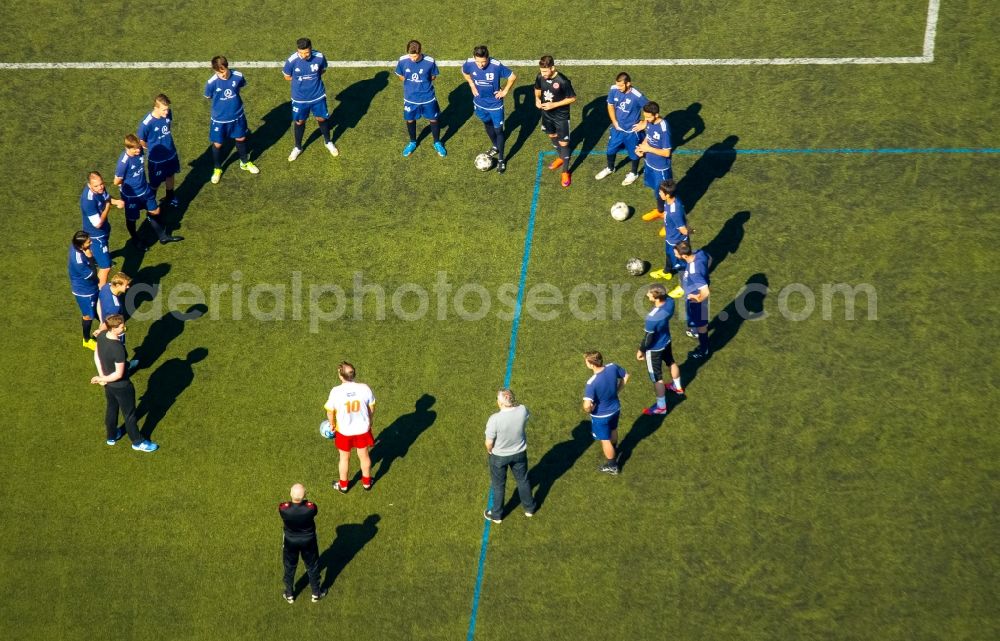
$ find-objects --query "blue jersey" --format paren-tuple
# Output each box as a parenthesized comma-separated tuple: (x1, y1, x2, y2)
(80, 186, 111, 238)
(115, 151, 151, 198)
(68, 245, 98, 295)
(395, 55, 439, 104)
(607, 85, 648, 130)
(644, 300, 675, 350)
(681, 250, 711, 296)
(462, 58, 513, 111)
(583, 364, 628, 418)
(136, 111, 177, 162)
(664, 197, 688, 244)
(97, 283, 123, 322)
(204, 70, 247, 122)
(643, 118, 672, 170)
(283, 51, 328, 103)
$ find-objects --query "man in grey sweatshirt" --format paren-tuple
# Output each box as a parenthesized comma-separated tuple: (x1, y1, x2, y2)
(483, 388, 537, 523)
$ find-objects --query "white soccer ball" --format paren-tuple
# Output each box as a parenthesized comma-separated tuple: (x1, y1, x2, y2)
(610, 202, 630, 221)
(475, 153, 494, 171)
(626, 257, 646, 276)
(319, 420, 334, 440)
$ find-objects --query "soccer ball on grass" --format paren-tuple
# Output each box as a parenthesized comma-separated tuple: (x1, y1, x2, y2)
(475, 153, 494, 171)
(626, 258, 646, 276)
(610, 202, 630, 221)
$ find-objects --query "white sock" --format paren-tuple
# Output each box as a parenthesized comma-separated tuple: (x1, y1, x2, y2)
(673, 377, 682, 389)
(656, 396, 666, 408)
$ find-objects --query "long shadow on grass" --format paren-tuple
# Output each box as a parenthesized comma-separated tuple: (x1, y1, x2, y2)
(121, 262, 171, 316)
(617, 413, 668, 471)
(570, 95, 612, 173)
(665, 103, 705, 149)
(437, 81, 473, 145)
(676, 135, 739, 215)
(370, 394, 437, 482)
(137, 347, 208, 439)
(703, 210, 751, 276)
(300, 514, 380, 594)
(252, 100, 293, 162)
(131, 304, 208, 370)
(503, 421, 592, 515)
(315, 71, 390, 149)
(505, 84, 541, 163)
(680, 273, 769, 390)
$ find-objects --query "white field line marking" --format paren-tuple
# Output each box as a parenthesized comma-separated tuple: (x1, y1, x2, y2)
(0, 1, 940, 70)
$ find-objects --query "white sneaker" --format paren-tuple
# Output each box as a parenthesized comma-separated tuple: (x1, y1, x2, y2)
(621, 172, 639, 186)
(595, 167, 614, 180)
(288, 147, 302, 162)
(325, 141, 339, 157)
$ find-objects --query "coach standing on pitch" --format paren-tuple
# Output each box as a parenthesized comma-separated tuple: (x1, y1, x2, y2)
(279, 483, 327, 604)
(483, 388, 536, 523)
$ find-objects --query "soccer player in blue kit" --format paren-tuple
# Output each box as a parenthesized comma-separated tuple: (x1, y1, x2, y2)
(68, 231, 99, 350)
(674, 240, 712, 359)
(284, 37, 338, 161)
(583, 351, 629, 475)
(595, 72, 648, 186)
(137, 94, 181, 207)
(637, 284, 684, 416)
(79, 171, 124, 289)
(396, 40, 446, 158)
(204, 56, 259, 184)
(635, 102, 674, 222)
(114, 134, 183, 249)
(650, 179, 690, 296)
(462, 45, 517, 174)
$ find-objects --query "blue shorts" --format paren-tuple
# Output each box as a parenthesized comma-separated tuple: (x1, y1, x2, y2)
(591, 413, 620, 441)
(403, 100, 440, 121)
(686, 299, 709, 328)
(148, 155, 180, 189)
(474, 105, 504, 127)
(664, 240, 686, 272)
(73, 291, 97, 317)
(90, 235, 111, 269)
(291, 98, 329, 121)
(210, 115, 249, 144)
(124, 193, 158, 221)
(645, 164, 674, 191)
(608, 128, 644, 159)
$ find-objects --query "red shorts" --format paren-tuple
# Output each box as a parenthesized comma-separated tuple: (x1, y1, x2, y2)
(335, 430, 374, 452)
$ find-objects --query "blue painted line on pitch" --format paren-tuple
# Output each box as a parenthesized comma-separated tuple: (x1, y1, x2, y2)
(464, 141, 996, 641)
(466, 150, 547, 641)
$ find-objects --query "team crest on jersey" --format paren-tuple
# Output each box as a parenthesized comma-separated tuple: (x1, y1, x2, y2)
(224, 89, 234, 99)
(651, 132, 660, 141)
(161, 126, 169, 135)
(553, 82, 560, 89)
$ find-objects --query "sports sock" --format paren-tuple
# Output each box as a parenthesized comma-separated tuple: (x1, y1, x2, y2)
(656, 395, 666, 409)
(165, 188, 174, 201)
(293, 122, 305, 149)
(406, 120, 417, 141)
(362, 476, 372, 486)
(550, 137, 559, 150)
(494, 128, 506, 161)
(82, 319, 92, 340)
(559, 144, 571, 167)
(146, 214, 169, 241)
(211, 145, 223, 169)
(698, 332, 710, 353)
(673, 377, 682, 389)
(656, 194, 665, 213)
(606, 154, 615, 171)
(235, 140, 249, 163)
(483, 122, 497, 148)
(430, 121, 440, 142)
(125, 219, 139, 241)
(338, 479, 348, 490)
(317, 119, 331, 144)
(631, 158, 640, 174)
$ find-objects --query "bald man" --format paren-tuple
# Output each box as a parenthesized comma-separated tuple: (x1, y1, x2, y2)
(278, 484, 326, 603)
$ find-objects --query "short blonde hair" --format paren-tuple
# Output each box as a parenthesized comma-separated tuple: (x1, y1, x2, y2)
(497, 388, 516, 407)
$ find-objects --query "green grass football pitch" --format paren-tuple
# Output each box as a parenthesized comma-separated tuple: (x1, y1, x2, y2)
(1, 1, 998, 640)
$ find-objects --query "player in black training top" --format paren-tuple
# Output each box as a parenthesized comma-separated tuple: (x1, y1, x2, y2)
(534, 55, 577, 188)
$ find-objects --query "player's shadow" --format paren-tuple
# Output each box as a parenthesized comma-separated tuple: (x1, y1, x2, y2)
(121, 262, 172, 315)
(251, 101, 292, 161)
(137, 347, 208, 439)
(370, 394, 437, 482)
(676, 135, 739, 215)
(318, 71, 390, 148)
(436, 81, 474, 145)
(304, 514, 380, 593)
(570, 95, 611, 173)
(131, 303, 208, 370)
(680, 273, 769, 387)
(703, 210, 751, 276)
(503, 421, 592, 515)
(666, 102, 705, 149)
(617, 413, 668, 471)
(505, 84, 541, 163)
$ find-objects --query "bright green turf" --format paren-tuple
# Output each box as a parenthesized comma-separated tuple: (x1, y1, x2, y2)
(0, 1, 998, 640)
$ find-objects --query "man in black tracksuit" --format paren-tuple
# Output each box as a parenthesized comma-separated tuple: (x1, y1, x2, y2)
(279, 484, 327, 603)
